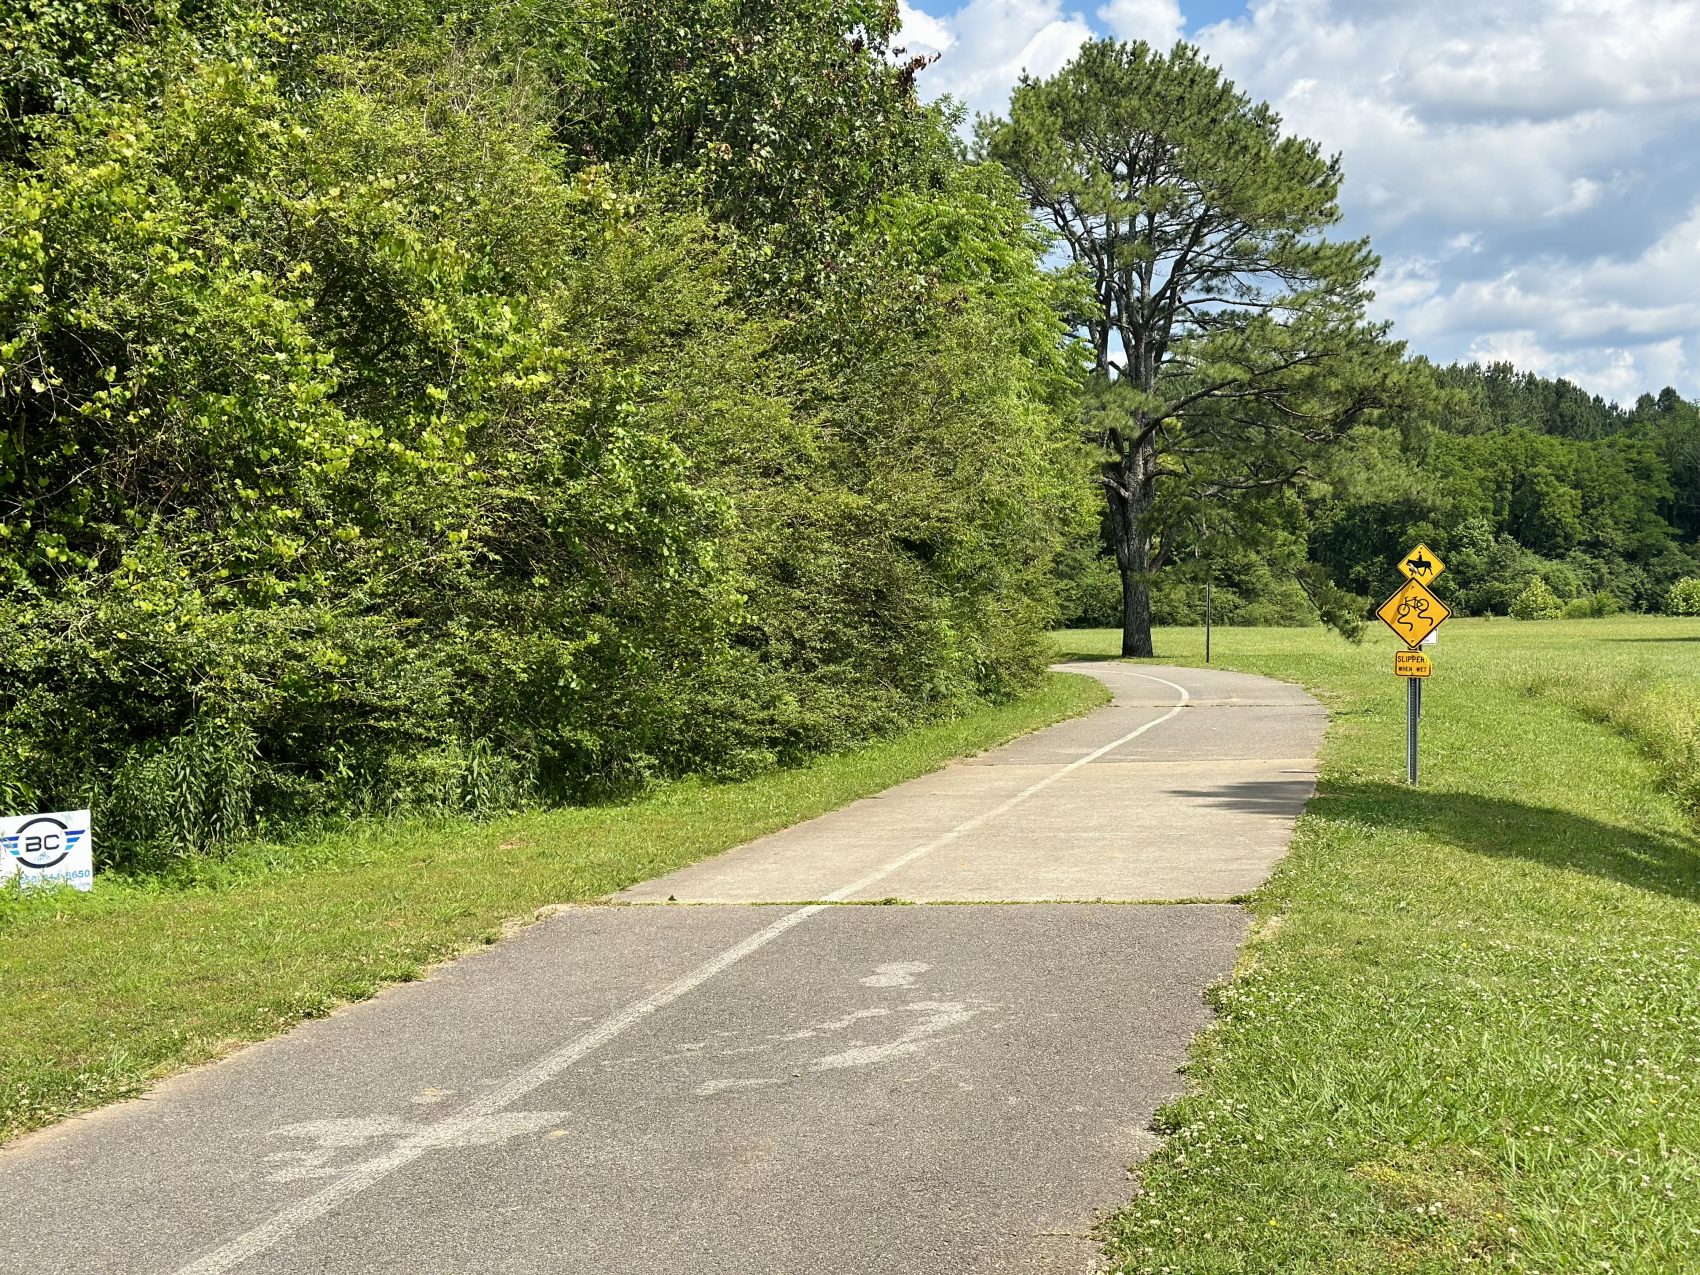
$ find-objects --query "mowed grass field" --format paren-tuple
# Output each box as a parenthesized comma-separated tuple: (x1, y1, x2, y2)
(0, 673, 1109, 1144)
(1057, 618, 1700, 1274)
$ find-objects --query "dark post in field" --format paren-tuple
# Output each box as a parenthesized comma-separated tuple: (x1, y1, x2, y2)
(1204, 575, 1213, 665)
(1406, 676, 1420, 786)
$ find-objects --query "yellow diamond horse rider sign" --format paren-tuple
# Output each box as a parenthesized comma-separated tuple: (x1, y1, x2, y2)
(1397, 542, 1445, 584)
(1377, 578, 1451, 648)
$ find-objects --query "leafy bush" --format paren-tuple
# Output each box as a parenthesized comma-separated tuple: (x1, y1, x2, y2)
(1510, 578, 1563, 620)
(103, 723, 260, 873)
(1150, 573, 1208, 627)
(1063, 560, 1124, 627)
(0, 1, 1087, 870)
(1560, 591, 1624, 620)
(1665, 577, 1700, 616)
(1231, 579, 1320, 628)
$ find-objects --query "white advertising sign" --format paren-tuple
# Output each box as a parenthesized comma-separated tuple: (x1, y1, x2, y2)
(0, 809, 94, 891)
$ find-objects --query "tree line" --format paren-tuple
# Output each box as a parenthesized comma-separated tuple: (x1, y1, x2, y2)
(1, 0, 1089, 867)
(1058, 360, 1700, 627)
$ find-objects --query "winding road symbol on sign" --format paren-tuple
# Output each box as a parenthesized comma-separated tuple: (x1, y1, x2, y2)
(1376, 578, 1451, 647)
(1396, 592, 1431, 633)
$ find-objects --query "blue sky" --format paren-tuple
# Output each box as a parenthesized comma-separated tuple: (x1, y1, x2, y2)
(899, 0, 1700, 403)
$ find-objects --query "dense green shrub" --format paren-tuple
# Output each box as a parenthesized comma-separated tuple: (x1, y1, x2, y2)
(1149, 573, 1207, 627)
(1665, 577, 1700, 616)
(1055, 549, 1123, 628)
(104, 722, 260, 873)
(1510, 578, 1563, 620)
(0, 1, 1087, 868)
(1560, 591, 1624, 620)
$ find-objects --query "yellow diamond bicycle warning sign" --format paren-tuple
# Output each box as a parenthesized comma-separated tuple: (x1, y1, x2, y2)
(1397, 542, 1446, 584)
(1394, 650, 1431, 678)
(1377, 578, 1451, 648)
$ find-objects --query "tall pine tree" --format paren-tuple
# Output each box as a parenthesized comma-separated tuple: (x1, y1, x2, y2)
(981, 40, 1409, 655)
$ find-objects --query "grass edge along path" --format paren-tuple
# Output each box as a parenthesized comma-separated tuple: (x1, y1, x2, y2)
(0, 671, 1109, 1145)
(1058, 621, 1700, 1275)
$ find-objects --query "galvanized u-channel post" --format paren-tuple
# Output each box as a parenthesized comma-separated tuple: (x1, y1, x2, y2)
(1204, 576, 1212, 664)
(1406, 675, 1421, 785)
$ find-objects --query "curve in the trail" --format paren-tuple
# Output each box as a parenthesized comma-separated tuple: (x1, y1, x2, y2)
(618, 661, 1327, 905)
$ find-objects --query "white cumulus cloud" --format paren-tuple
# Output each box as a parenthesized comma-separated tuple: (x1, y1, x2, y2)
(1096, 0, 1184, 47)
(1196, 0, 1700, 398)
(898, 0, 1094, 118)
(901, 0, 1700, 398)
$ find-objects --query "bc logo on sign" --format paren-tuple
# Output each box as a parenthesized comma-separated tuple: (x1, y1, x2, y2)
(0, 810, 94, 891)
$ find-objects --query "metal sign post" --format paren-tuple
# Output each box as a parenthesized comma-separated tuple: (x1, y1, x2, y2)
(1379, 544, 1449, 788)
(1407, 677, 1420, 785)
(1204, 575, 1212, 664)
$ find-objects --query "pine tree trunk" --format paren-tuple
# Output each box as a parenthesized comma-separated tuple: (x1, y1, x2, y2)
(1119, 558, 1153, 657)
(1105, 436, 1156, 659)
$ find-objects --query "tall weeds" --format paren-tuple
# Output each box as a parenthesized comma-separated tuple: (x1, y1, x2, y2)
(1530, 670, 1700, 813)
(102, 723, 260, 872)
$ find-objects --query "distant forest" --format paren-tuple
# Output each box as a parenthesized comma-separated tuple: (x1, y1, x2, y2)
(1059, 362, 1700, 625)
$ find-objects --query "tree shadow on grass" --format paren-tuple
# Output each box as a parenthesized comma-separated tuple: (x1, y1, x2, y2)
(1177, 778, 1700, 904)
(1051, 653, 1215, 666)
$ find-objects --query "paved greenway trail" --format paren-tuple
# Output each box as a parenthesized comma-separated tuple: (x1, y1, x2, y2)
(0, 664, 1324, 1275)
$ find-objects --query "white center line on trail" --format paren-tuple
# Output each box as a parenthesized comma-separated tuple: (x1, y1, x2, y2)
(819, 669, 1190, 903)
(173, 670, 1191, 1275)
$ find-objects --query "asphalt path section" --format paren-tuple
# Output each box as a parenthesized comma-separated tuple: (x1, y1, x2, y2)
(0, 663, 1325, 1274)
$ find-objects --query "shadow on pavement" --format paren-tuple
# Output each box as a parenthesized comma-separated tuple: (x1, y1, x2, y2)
(1173, 778, 1318, 815)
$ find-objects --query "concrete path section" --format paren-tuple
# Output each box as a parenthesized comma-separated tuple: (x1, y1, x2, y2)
(618, 664, 1326, 904)
(0, 660, 1326, 1275)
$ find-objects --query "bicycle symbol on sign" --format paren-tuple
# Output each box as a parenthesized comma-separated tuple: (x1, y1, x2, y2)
(1394, 593, 1430, 638)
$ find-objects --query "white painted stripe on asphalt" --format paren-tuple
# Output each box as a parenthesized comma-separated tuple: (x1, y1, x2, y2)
(173, 668, 1190, 1275)
(820, 669, 1190, 903)
(174, 902, 829, 1275)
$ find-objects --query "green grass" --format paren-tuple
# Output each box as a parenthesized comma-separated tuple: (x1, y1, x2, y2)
(0, 671, 1108, 1144)
(1056, 618, 1700, 1274)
